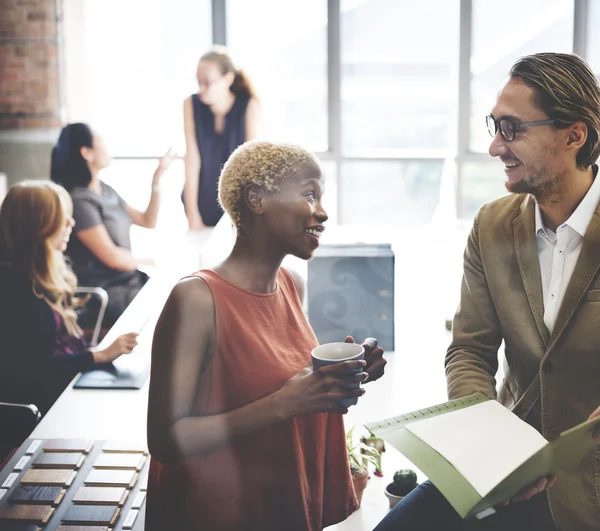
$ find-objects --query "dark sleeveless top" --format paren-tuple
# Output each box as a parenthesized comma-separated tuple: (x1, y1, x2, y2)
(191, 92, 250, 227)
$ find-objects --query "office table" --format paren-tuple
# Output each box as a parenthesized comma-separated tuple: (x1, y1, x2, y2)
(6, 221, 423, 530)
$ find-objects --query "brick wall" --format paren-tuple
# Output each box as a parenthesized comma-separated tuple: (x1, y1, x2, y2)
(0, 0, 61, 130)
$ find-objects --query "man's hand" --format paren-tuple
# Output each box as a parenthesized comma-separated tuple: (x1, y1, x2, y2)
(503, 403, 600, 505)
(588, 405, 600, 441)
(344, 336, 386, 383)
(503, 476, 557, 506)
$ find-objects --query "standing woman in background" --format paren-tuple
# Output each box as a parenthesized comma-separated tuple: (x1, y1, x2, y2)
(183, 45, 261, 229)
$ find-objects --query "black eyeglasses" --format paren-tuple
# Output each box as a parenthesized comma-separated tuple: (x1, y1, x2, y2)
(486, 115, 556, 142)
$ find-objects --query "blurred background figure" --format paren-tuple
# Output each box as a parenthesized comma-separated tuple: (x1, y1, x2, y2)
(50, 123, 176, 327)
(182, 45, 261, 230)
(0, 181, 138, 416)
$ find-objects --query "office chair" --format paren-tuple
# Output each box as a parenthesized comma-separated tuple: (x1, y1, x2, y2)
(0, 401, 41, 467)
(75, 286, 109, 346)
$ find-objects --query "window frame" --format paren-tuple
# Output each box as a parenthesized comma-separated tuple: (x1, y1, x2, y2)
(65, 0, 595, 224)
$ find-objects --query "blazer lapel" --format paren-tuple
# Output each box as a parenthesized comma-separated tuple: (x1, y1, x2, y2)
(550, 205, 600, 345)
(514, 195, 550, 346)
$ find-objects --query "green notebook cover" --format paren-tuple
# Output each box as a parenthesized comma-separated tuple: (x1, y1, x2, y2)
(364, 393, 600, 519)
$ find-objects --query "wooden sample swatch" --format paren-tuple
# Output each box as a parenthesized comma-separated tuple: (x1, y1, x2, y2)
(84, 469, 138, 488)
(71, 486, 128, 506)
(56, 527, 108, 531)
(122, 508, 140, 529)
(93, 453, 145, 470)
(61, 504, 120, 526)
(9, 485, 65, 505)
(102, 440, 148, 454)
(32, 452, 84, 470)
(20, 469, 76, 487)
(43, 439, 93, 454)
(0, 504, 54, 523)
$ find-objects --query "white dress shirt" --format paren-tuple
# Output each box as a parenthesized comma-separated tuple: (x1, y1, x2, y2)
(535, 172, 600, 333)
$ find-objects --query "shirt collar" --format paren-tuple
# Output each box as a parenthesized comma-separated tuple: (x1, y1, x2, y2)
(535, 163, 600, 238)
(534, 199, 548, 237)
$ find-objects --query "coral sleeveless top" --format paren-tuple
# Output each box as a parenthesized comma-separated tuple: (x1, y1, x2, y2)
(146, 268, 357, 531)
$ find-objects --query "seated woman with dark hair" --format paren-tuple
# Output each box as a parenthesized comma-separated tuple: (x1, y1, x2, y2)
(50, 123, 175, 327)
(0, 181, 138, 415)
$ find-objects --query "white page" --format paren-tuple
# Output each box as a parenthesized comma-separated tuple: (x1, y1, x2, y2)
(406, 400, 548, 497)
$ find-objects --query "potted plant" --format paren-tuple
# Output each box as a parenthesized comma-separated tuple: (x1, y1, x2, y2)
(346, 426, 380, 507)
(360, 434, 386, 477)
(384, 469, 418, 509)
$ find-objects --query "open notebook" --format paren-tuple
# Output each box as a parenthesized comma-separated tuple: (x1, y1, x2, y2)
(365, 393, 600, 519)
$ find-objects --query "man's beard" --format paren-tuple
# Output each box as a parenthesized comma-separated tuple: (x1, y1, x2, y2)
(505, 170, 563, 203)
(507, 175, 540, 195)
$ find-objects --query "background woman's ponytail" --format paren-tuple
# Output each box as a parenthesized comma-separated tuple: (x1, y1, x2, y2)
(199, 46, 257, 100)
(230, 68, 256, 99)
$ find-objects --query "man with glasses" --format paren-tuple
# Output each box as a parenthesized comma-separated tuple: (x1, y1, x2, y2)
(375, 52, 600, 531)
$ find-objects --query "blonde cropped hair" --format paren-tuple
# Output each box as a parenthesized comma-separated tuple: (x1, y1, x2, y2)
(218, 140, 320, 230)
(0, 180, 81, 337)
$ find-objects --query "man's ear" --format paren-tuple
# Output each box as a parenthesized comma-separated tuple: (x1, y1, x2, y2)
(566, 122, 588, 151)
(243, 184, 265, 215)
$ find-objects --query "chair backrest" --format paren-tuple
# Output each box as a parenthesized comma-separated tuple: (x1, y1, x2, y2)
(75, 286, 109, 346)
(0, 401, 41, 464)
(0, 172, 6, 203)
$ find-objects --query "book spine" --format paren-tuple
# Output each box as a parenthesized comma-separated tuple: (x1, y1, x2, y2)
(367, 392, 488, 431)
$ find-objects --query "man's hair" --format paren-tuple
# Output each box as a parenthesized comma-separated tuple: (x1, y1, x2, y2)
(510, 52, 600, 168)
(218, 140, 320, 230)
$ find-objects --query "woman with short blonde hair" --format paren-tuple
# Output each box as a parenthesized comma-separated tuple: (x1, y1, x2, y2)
(147, 141, 386, 530)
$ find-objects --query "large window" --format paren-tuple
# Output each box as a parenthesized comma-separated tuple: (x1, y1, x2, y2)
(458, 162, 506, 219)
(227, 0, 328, 151)
(459, 0, 574, 219)
(341, 0, 458, 154)
(74, 0, 211, 156)
(469, 0, 574, 153)
(338, 0, 458, 225)
(68, 0, 598, 227)
(341, 160, 444, 226)
(587, 0, 600, 74)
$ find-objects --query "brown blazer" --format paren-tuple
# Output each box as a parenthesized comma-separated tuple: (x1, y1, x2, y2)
(446, 193, 600, 531)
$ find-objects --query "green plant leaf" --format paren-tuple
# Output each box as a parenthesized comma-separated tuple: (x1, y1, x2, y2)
(346, 425, 381, 472)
